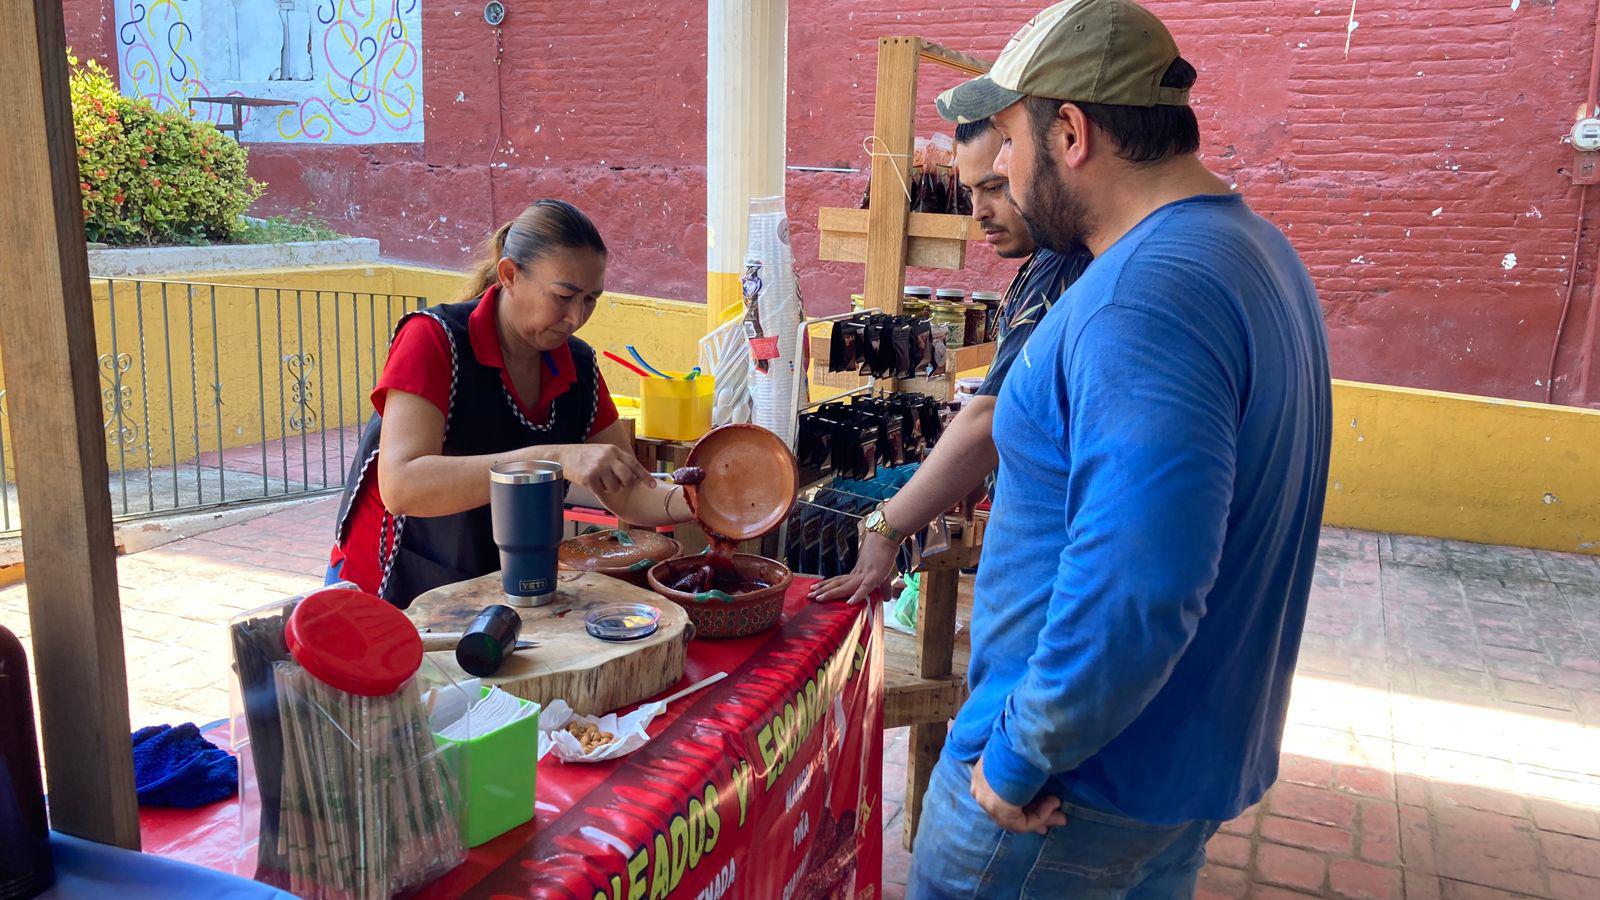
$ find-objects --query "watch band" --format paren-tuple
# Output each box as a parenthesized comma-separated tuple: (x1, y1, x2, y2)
(865, 508, 905, 545)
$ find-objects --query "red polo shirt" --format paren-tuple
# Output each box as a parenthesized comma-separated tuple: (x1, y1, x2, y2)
(330, 286, 618, 594)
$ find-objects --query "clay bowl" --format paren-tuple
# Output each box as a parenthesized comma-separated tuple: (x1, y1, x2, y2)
(558, 529, 681, 588)
(683, 424, 799, 542)
(647, 553, 794, 639)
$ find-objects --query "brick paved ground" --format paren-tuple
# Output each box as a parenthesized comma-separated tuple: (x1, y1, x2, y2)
(880, 530, 1600, 899)
(3, 515, 1598, 898)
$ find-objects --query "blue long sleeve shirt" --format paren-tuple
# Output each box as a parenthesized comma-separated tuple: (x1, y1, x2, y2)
(950, 193, 1332, 825)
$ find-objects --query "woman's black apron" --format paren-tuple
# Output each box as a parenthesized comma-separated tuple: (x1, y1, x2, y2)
(333, 298, 600, 608)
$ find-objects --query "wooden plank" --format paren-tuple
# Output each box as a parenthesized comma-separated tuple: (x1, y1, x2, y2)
(949, 340, 997, 373)
(916, 542, 984, 573)
(917, 567, 959, 679)
(820, 208, 983, 242)
(863, 37, 921, 313)
(0, 0, 139, 847)
(883, 675, 964, 729)
(818, 231, 965, 269)
(917, 38, 994, 76)
(904, 721, 947, 850)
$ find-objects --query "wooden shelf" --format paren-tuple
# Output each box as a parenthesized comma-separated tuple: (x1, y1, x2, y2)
(817, 207, 983, 270)
(917, 39, 993, 76)
(949, 340, 996, 372)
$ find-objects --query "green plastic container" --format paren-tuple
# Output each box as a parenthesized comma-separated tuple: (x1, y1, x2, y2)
(434, 690, 541, 847)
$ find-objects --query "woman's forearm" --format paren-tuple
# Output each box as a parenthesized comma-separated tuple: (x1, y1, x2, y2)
(592, 479, 693, 527)
(380, 444, 577, 518)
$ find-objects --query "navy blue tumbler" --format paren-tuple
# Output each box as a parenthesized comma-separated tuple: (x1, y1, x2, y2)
(489, 460, 566, 607)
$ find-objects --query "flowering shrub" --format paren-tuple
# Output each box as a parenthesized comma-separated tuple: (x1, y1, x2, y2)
(70, 53, 263, 244)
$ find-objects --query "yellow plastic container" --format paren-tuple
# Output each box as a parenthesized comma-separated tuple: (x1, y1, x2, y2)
(638, 375, 715, 441)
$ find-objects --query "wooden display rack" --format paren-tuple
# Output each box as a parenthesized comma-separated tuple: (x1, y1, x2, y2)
(814, 35, 996, 849)
(814, 37, 1001, 404)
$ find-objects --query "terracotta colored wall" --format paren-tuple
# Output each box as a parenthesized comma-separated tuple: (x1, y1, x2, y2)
(68, 0, 1600, 406)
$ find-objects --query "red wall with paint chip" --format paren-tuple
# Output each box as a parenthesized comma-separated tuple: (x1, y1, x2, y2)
(65, 0, 1600, 406)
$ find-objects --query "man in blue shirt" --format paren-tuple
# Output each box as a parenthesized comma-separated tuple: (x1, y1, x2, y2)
(909, 2, 1332, 897)
(811, 118, 1091, 605)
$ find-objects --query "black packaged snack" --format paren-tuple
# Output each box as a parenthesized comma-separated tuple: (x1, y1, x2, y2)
(864, 315, 896, 379)
(829, 315, 864, 373)
(892, 317, 915, 379)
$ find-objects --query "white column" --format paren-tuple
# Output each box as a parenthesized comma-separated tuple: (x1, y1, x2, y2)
(706, 0, 788, 327)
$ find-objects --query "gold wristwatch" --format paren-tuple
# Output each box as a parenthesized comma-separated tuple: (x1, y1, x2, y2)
(862, 507, 905, 545)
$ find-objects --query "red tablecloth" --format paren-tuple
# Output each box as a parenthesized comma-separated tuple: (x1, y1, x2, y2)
(141, 580, 885, 899)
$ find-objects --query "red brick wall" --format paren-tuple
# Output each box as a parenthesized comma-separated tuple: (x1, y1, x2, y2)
(68, 0, 1600, 405)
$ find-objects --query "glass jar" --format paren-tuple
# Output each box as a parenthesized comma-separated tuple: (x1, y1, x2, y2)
(850, 293, 866, 313)
(929, 301, 966, 347)
(934, 287, 966, 306)
(903, 300, 930, 320)
(960, 302, 987, 346)
(902, 285, 933, 314)
(971, 290, 1002, 343)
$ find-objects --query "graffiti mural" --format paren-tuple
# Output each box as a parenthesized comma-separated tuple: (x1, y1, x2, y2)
(114, 0, 423, 144)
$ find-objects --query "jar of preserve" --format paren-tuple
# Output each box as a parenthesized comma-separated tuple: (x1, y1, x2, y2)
(971, 290, 1002, 343)
(934, 287, 966, 306)
(902, 285, 933, 313)
(929, 301, 965, 347)
(960, 302, 987, 346)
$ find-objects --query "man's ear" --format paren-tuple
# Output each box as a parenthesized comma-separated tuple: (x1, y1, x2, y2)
(1059, 103, 1094, 170)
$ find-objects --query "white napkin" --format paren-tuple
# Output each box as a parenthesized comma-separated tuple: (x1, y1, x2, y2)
(427, 683, 538, 741)
(536, 699, 659, 763)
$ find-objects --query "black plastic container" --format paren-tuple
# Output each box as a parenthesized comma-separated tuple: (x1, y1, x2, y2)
(0, 625, 53, 900)
(455, 605, 523, 677)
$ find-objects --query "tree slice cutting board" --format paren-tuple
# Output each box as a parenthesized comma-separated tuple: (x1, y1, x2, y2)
(405, 569, 688, 716)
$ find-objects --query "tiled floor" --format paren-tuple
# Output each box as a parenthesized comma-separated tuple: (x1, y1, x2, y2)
(3, 515, 1598, 898)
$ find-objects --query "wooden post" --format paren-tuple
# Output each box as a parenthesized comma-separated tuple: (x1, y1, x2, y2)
(863, 36, 920, 314)
(0, 0, 140, 847)
(902, 564, 960, 849)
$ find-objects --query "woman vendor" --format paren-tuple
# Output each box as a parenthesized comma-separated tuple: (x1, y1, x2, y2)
(328, 199, 693, 607)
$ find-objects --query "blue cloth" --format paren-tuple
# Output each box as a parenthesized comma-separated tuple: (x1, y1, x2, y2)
(39, 832, 293, 900)
(953, 193, 1332, 825)
(907, 752, 1220, 899)
(131, 723, 238, 808)
(976, 247, 1092, 397)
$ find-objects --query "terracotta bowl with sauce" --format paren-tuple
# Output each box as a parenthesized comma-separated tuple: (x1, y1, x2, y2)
(647, 553, 793, 639)
(557, 529, 682, 588)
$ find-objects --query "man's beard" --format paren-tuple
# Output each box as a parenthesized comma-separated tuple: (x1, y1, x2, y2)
(1018, 150, 1092, 256)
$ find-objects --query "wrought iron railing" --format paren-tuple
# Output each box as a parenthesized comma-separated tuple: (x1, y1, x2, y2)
(0, 278, 426, 538)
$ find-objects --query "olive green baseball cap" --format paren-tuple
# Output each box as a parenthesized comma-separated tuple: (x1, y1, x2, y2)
(936, 0, 1188, 124)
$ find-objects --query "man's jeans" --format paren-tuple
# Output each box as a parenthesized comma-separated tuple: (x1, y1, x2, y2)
(908, 752, 1221, 899)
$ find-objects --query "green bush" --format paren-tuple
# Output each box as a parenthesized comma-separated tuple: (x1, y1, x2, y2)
(71, 53, 264, 245)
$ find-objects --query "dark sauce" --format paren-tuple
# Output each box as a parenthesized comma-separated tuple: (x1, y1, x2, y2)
(667, 538, 773, 595)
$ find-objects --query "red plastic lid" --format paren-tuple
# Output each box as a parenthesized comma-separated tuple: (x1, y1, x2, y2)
(285, 588, 423, 697)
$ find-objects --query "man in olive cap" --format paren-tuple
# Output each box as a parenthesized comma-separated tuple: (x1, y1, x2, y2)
(910, 2, 1332, 897)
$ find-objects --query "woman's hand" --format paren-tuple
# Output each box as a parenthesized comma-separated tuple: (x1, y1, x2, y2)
(542, 443, 652, 494)
(809, 530, 899, 605)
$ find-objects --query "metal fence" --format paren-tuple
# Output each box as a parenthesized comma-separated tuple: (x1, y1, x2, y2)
(0, 278, 427, 538)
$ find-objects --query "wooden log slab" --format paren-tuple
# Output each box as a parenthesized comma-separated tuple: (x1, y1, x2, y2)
(405, 570, 688, 716)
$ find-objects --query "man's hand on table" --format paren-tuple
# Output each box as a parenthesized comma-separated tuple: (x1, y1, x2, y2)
(808, 530, 898, 605)
(971, 755, 1068, 834)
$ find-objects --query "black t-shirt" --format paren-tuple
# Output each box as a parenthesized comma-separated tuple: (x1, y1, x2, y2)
(976, 247, 1093, 396)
